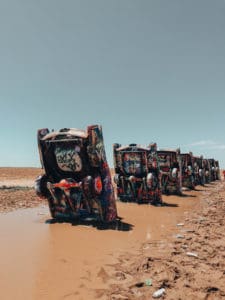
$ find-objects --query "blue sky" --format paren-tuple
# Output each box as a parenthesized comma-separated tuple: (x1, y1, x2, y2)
(0, 0, 225, 167)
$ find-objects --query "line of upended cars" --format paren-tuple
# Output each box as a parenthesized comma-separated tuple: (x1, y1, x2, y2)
(35, 124, 220, 224)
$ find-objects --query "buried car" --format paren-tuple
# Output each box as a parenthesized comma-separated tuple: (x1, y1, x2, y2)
(113, 143, 162, 204)
(208, 158, 217, 181)
(35, 125, 117, 222)
(193, 155, 205, 186)
(203, 158, 211, 184)
(215, 160, 220, 180)
(180, 152, 195, 189)
(157, 149, 182, 195)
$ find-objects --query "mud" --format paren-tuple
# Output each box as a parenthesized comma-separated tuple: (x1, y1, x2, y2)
(0, 168, 224, 300)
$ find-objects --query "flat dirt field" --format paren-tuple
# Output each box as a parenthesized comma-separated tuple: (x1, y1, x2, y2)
(0, 167, 43, 212)
(0, 168, 224, 300)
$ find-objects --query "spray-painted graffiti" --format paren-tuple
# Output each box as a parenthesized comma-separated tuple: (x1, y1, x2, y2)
(123, 153, 142, 175)
(55, 146, 82, 172)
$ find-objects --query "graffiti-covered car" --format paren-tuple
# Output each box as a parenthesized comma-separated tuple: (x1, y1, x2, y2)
(193, 155, 205, 186)
(215, 160, 220, 180)
(208, 158, 217, 181)
(203, 159, 211, 184)
(113, 143, 162, 204)
(157, 149, 182, 195)
(35, 125, 117, 222)
(180, 152, 195, 189)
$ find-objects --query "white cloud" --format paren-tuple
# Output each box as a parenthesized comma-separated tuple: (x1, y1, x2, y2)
(185, 140, 225, 151)
(188, 140, 216, 147)
(209, 144, 225, 150)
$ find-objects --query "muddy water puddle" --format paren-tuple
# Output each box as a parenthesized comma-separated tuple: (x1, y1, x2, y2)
(0, 207, 48, 300)
(0, 190, 201, 300)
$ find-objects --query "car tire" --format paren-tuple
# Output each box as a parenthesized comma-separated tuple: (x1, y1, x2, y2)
(34, 174, 49, 198)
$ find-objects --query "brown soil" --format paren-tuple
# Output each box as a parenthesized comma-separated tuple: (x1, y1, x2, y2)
(0, 167, 43, 181)
(0, 167, 44, 212)
(0, 188, 45, 212)
(0, 168, 224, 300)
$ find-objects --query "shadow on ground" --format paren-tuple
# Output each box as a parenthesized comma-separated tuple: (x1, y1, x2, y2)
(161, 202, 179, 207)
(179, 193, 197, 198)
(45, 217, 134, 231)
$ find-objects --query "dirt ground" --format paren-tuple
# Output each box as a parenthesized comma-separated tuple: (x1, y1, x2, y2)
(107, 181, 225, 300)
(0, 168, 224, 300)
(0, 167, 44, 212)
